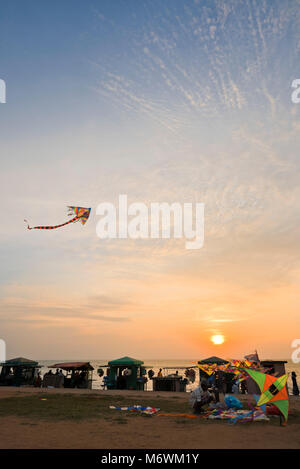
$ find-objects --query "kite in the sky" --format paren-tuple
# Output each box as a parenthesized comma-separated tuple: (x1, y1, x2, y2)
(245, 368, 289, 425)
(25, 206, 91, 230)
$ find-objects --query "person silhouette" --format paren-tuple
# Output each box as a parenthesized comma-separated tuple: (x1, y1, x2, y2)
(292, 372, 299, 396)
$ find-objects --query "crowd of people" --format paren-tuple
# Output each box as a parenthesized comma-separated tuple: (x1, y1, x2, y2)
(42, 368, 89, 388)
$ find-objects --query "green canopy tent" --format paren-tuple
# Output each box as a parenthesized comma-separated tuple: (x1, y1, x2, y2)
(0, 357, 41, 387)
(106, 356, 146, 390)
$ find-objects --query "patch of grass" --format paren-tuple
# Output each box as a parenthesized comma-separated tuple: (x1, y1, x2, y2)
(3, 393, 297, 428)
(0, 393, 190, 422)
(0, 394, 118, 421)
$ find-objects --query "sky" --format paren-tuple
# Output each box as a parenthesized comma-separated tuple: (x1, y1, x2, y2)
(0, 0, 300, 360)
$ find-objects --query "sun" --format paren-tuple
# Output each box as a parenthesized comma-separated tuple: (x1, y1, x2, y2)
(211, 334, 225, 345)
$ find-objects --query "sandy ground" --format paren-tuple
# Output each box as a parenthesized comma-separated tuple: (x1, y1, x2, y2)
(0, 387, 299, 449)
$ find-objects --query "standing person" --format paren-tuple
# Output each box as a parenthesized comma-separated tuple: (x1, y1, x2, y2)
(225, 372, 234, 393)
(58, 369, 65, 387)
(240, 378, 247, 394)
(34, 371, 42, 387)
(73, 371, 80, 388)
(292, 372, 299, 396)
(123, 368, 132, 389)
(215, 370, 225, 395)
(232, 379, 240, 394)
(189, 380, 214, 414)
(157, 368, 163, 377)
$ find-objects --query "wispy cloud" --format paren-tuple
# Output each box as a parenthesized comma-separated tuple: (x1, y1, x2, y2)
(0, 297, 132, 324)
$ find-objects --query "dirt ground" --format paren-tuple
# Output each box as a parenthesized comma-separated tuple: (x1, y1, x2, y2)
(0, 387, 299, 449)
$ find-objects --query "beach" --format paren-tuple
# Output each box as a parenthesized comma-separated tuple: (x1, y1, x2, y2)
(0, 387, 299, 449)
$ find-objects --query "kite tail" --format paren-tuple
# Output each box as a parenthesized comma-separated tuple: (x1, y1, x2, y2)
(24, 216, 80, 230)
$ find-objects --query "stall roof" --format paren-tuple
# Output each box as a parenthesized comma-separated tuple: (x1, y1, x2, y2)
(49, 362, 94, 371)
(108, 356, 144, 366)
(198, 356, 229, 365)
(0, 357, 39, 367)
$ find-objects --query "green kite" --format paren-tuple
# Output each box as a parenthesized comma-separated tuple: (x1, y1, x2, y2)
(246, 369, 289, 425)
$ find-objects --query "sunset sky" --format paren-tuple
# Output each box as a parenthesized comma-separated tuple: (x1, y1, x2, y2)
(0, 0, 300, 360)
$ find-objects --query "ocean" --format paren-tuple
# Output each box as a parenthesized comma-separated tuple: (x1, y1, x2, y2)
(38, 358, 300, 394)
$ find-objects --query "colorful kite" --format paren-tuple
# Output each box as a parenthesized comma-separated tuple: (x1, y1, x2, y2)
(25, 206, 91, 230)
(197, 364, 217, 376)
(245, 369, 289, 425)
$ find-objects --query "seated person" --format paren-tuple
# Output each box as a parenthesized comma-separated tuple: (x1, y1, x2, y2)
(189, 380, 214, 414)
